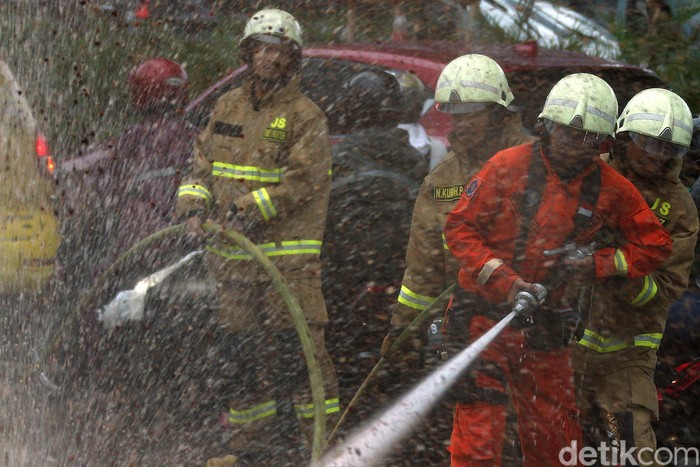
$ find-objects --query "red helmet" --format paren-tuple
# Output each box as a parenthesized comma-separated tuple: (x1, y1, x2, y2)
(128, 58, 188, 110)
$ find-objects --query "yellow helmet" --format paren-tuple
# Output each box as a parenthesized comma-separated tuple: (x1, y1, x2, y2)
(241, 8, 303, 49)
(616, 88, 692, 159)
(538, 73, 618, 137)
(434, 54, 514, 114)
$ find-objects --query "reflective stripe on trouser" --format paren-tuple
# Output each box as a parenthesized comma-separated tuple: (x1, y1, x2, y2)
(216, 278, 339, 460)
(397, 285, 435, 311)
(207, 239, 322, 260)
(573, 348, 660, 466)
(449, 314, 581, 467)
(294, 398, 341, 419)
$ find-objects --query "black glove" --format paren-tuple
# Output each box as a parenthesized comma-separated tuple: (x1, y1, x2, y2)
(380, 325, 422, 359)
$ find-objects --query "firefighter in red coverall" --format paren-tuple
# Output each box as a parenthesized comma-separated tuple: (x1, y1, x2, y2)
(443, 73, 673, 466)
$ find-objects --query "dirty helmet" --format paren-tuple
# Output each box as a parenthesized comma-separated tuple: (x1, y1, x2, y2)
(616, 88, 693, 160)
(241, 8, 303, 49)
(434, 54, 514, 114)
(538, 73, 618, 145)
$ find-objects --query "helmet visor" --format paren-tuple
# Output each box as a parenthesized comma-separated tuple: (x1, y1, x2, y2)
(544, 119, 607, 147)
(249, 33, 298, 48)
(435, 102, 492, 114)
(629, 132, 688, 160)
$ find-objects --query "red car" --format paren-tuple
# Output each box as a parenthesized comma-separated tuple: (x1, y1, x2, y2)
(185, 40, 665, 149)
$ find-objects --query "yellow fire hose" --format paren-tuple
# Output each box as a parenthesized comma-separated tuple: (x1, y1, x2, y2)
(42, 221, 327, 463)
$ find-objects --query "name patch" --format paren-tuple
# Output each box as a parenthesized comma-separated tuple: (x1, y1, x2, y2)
(263, 128, 287, 143)
(213, 121, 244, 138)
(433, 184, 464, 201)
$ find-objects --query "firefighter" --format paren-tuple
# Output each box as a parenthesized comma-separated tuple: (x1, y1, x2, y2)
(325, 68, 427, 314)
(443, 73, 673, 466)
(573, 89, 698, 465)
(379, 53, 535, 464)
(59, 57, 195, 293)
(387, 69, 448, 169)
(176, 8, 339, 465)
(332, 69, 427, 182)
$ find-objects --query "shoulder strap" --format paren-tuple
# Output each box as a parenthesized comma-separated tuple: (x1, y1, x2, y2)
(512, 142, 546, 273)
(512, 143, 602, 273)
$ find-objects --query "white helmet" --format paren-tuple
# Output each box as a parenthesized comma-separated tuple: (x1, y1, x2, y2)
(241, 8, 303, 49)
(434, 54, 514, 114)
(538, 73, 618, 140)
(616, 88, 693, 159)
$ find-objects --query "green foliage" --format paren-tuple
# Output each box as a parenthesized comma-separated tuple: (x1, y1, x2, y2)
(0, 3, 245, 160)
(613, 6, 700, 114)
(1, 1, 698, 164)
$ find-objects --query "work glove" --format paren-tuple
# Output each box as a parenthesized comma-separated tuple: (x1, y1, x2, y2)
(506, 277, 542, 308)
(182, 210, 207, 238)
(380, 325, 422, 360)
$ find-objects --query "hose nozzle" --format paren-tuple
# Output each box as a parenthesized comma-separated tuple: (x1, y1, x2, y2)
(512, 283, 547, 315)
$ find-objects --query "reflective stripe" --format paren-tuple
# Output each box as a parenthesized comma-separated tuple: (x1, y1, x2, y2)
(398, 285, 435, 311)
(212, 162, 282, 183)
(477, 258, 504, 286)
(252, 188, 277, 221)
(630, 275, 658, 307)
(207, 239, 322, 260)
(634, 333, 663, 348)
(294, 398, 341, 419)
(132, 166, 176, 184)
(544, 97, 617, 125)
(441, 233, 449, 250)
(178, 184, 212, 205)
(437, 79, 500, 99)
(227, 400, 277, 424)
(626, 112, 692, 135)
(577, 329, 662, 353)
(613, 249, 628, 276)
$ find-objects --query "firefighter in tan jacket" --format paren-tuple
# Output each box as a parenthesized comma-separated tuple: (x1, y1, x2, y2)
(382, 54, 534, 342)
(176, 9, 338, 465)
(573, 89, 699, 466)
(380, 55, 534, 462)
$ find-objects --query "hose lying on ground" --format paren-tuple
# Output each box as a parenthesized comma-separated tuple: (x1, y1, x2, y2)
(40, 221, 327, 464)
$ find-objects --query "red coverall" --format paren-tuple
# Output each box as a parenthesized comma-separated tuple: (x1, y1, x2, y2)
(444, 142, 672, 466)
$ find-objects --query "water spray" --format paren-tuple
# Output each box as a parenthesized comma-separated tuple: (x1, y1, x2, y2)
(318, 285, 546, 467)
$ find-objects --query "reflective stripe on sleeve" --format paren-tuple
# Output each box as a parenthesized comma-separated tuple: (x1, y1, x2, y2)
(227, 400, 277, 424)
(613, 249, 628, 276)
(212, 162, 282, 183)
(630, 275, 658, 307)
(252, 188, 278, 221)
(477, 258, 504, 286)
(398, 285, 435, 311)
(177, 184, 212, 205)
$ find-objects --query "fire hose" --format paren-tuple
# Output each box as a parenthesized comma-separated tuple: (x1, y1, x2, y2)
(319, 285, 547, 466)
(38, 221, 328, 464)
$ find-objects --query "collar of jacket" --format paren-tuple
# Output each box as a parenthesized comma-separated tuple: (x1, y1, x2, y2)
(612, 149, 683, 186)
(243, 75, 301, 108)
